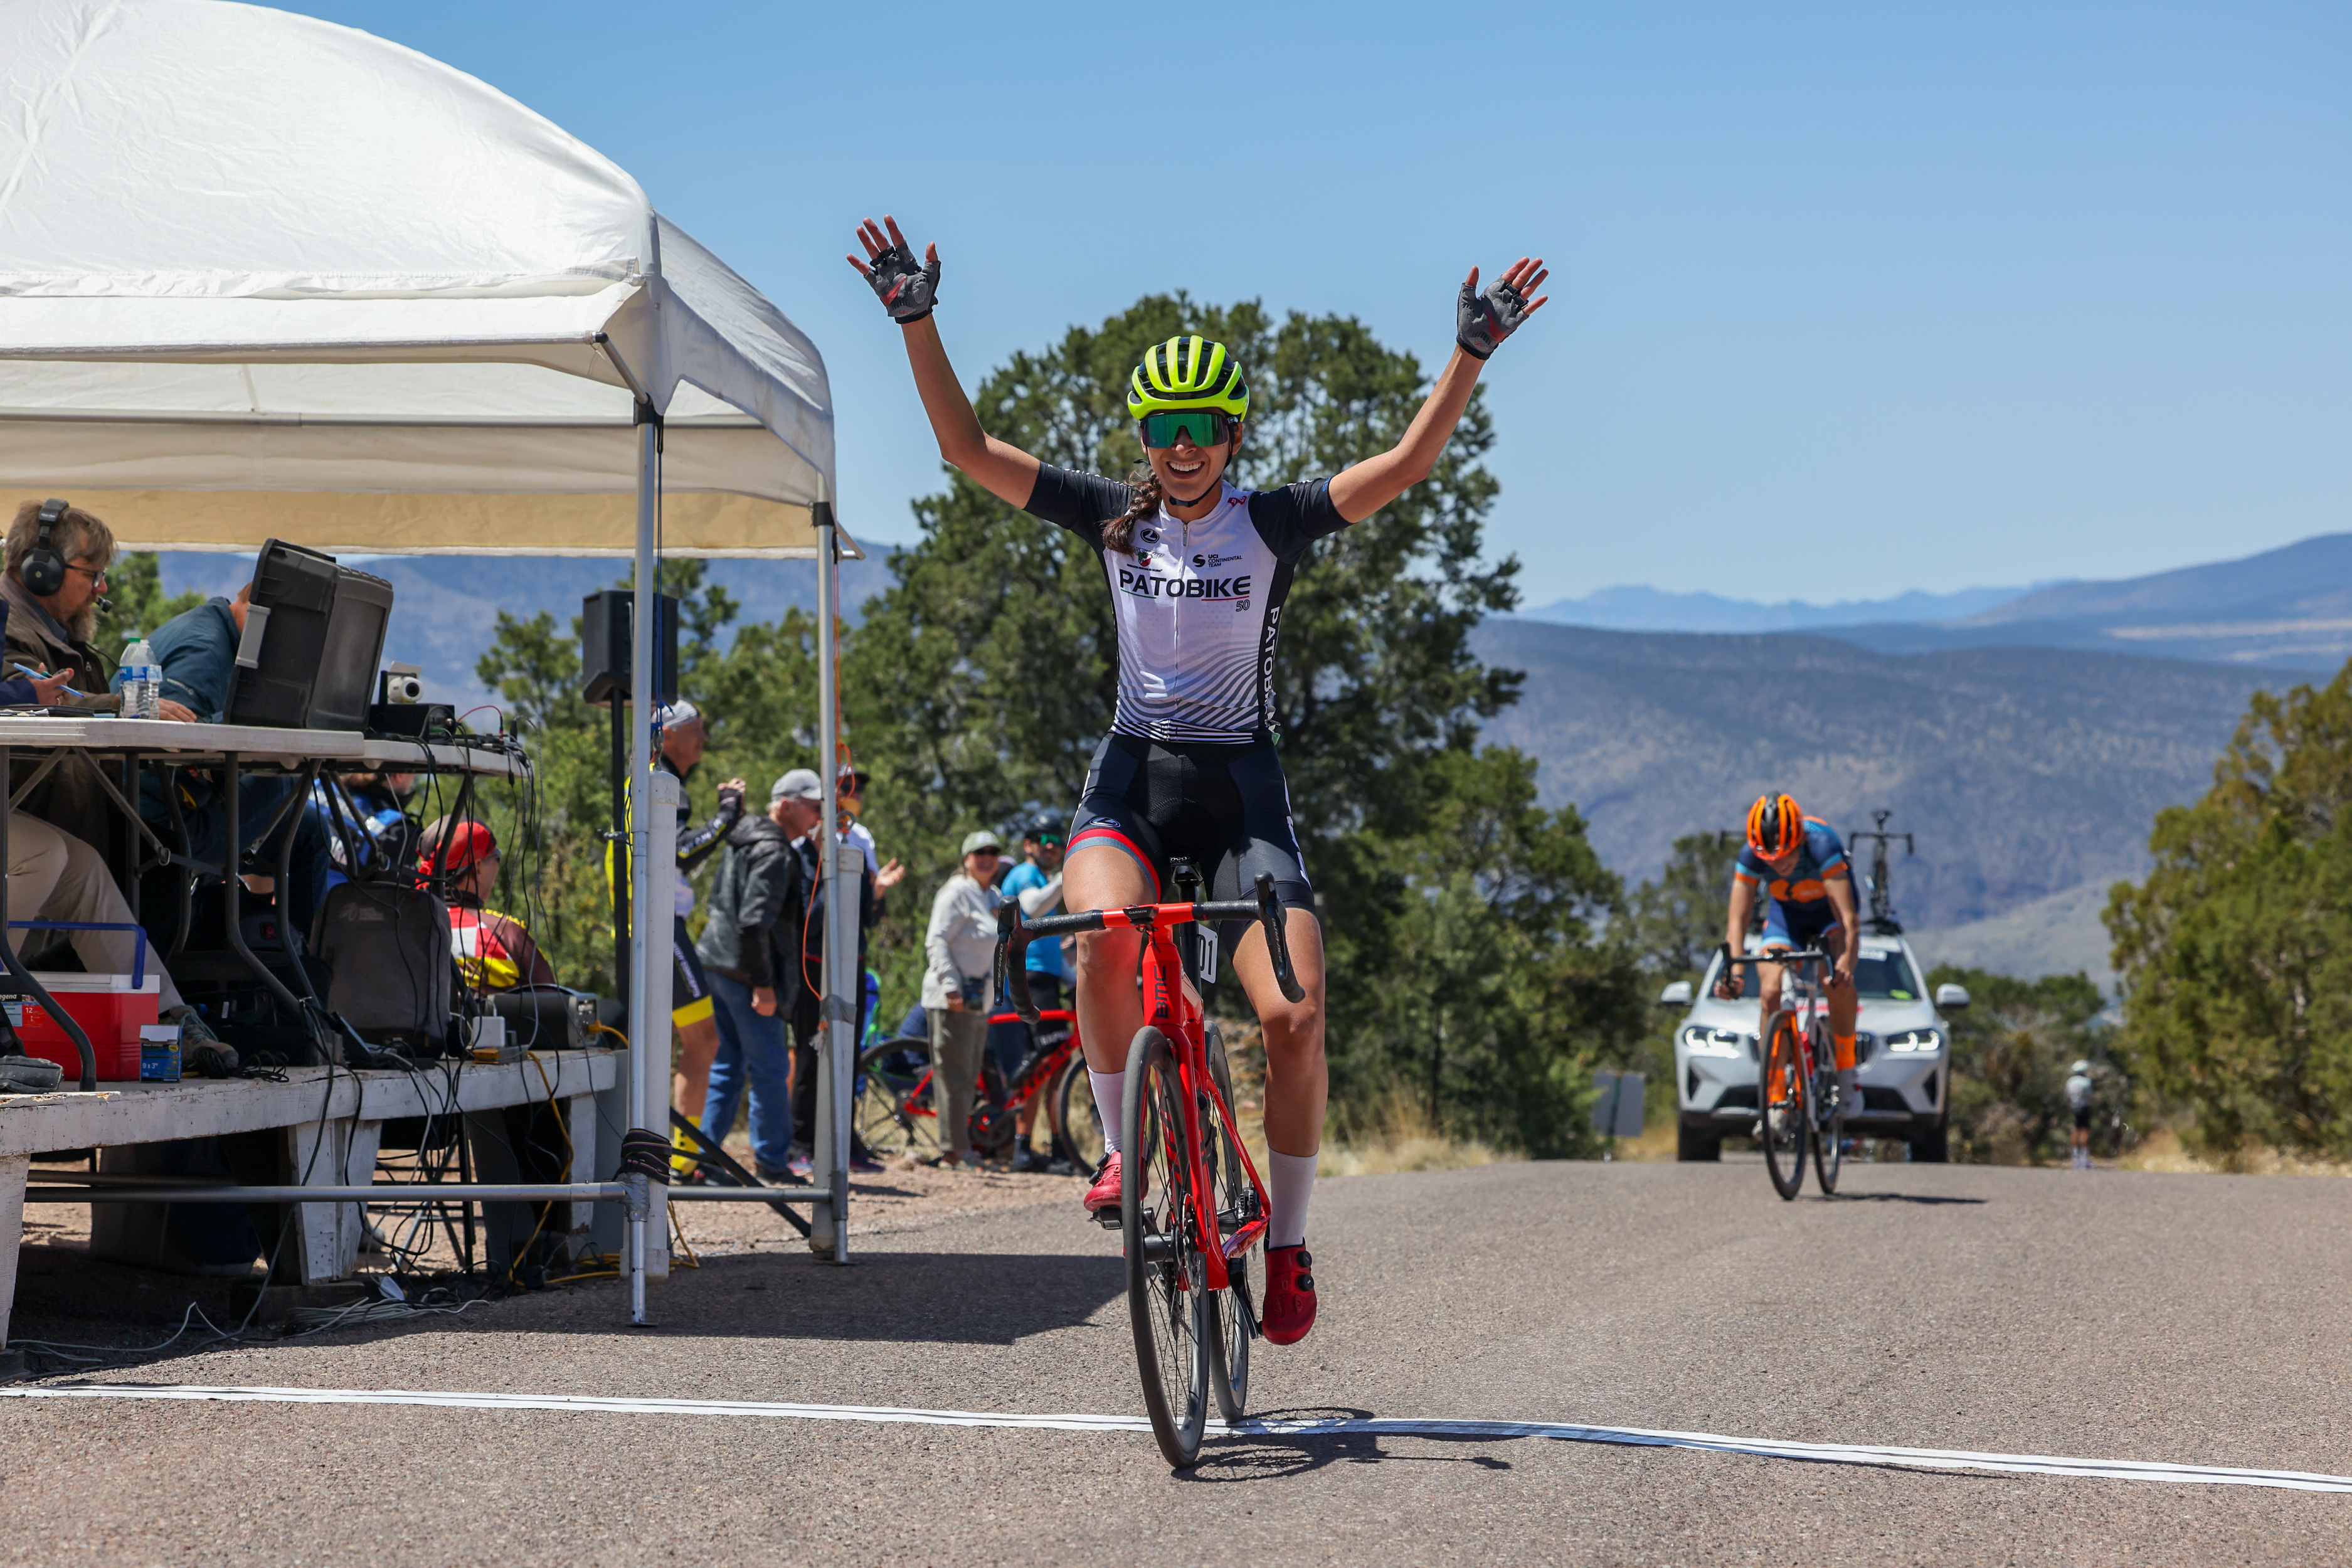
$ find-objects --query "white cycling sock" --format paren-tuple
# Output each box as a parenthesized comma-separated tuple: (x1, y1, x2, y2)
(1268, 1149, 1318, 1249)
(1088, 1069, 1126, 1156)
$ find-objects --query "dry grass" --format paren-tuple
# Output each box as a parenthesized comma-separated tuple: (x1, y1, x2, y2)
(2116, 1126, 2352, 1177)
(1606, 1118, 1683, 1163)
(1318, 1086, 1519, 1176)
(1216, 1020, 1520, 1179)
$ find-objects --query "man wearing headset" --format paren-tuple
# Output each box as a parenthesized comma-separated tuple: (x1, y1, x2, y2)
(1, 501, 197, 859)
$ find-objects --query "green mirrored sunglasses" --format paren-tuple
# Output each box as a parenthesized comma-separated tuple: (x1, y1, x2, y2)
(1138, 408, 1232, 450)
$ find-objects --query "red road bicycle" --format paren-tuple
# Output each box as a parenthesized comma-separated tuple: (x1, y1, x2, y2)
(851, 1009, 1101, 1168)
(996, 867, 1303, 1469)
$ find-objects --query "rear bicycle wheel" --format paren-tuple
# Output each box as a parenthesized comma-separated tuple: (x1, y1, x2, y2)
(1054, 1056, 1106, 1171)
(1760, 1015, 1808, 1202)
(1123, 1025, 1208, 1469)
(1201, 1022, 1258, 1423)
(853, 1041, 941, 1164)
(1812, 1027, 1844, 1197)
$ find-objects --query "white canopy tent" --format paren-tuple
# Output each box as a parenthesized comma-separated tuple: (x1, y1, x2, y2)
(0, 0, 865, 1298)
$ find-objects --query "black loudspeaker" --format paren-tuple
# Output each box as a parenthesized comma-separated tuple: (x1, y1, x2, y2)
(580, 590, 679, 708)
(225, 540, 395, 731)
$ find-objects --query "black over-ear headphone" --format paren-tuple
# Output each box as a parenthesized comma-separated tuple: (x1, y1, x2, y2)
(20, 499, 69, 598)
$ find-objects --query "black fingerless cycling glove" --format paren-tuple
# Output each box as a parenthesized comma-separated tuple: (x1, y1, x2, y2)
(864, 240, 940, 325)
(1456, 276, 1533, 360)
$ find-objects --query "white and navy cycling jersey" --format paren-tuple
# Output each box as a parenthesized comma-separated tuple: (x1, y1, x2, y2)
(1024, 466, 1349, 743)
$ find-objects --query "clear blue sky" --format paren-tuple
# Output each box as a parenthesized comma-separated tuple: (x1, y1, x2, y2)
(282, 1, 2348, 608)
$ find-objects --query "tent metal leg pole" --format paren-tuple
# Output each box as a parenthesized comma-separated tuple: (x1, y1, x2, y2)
(810, 504, 850, 1263)
(627, 404, 660, 1325)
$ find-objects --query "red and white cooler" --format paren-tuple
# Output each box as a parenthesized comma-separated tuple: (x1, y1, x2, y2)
(13, 972, 162, 1081)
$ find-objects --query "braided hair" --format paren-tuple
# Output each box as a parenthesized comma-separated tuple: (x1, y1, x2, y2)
(1101, 467, 1165, 557)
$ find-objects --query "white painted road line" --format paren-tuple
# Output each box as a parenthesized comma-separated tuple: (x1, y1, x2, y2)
(6, 1383, 2349, 1493)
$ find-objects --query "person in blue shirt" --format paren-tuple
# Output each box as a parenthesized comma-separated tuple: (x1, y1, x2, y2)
(144, 581, 332, 941)
(1715, 792, 1864, 1106)
(987, 821, 1069, 1172)
(313, 770, 418, 888)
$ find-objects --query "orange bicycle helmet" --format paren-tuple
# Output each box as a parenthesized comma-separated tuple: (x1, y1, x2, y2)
(1745, 792, 1804, 857)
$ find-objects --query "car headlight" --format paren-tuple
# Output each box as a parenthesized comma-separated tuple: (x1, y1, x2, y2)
(1884, 1028, 1943, 1053)
(1680, 1025, 1751, 1059)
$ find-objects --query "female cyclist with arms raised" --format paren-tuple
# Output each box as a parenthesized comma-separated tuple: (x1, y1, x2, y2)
(850, 216, 1545, 1345)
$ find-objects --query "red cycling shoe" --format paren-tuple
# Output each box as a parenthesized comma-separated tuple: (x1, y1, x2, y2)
(1262, 1242, 1316, 1345)
(1083, 1151, 1133, 1218)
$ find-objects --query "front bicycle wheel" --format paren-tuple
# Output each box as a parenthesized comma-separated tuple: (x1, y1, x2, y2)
(1201, 1022, 1259, 1424)
(1760, 1015, 1808, 1202)
(853, 1040, 941, 1165)
(1123, 1025, 1208, 1469)
(1054, 1056, 1106, 1171)
(1812, 1030, 1844, 1197)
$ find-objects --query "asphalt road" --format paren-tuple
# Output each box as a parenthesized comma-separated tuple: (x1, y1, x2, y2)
(8, 1156, 2352, 1564)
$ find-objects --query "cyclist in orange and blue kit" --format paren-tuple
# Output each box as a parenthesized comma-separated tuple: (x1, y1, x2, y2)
(1714, 792, 1865, 1108)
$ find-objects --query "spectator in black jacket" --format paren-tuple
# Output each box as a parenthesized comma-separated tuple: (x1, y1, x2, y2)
(695, 773, 818, 1180)
(775, 769, 878, 1175)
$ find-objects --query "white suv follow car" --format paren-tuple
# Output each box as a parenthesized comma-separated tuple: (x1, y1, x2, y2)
(1660, 933, 1968, 1162)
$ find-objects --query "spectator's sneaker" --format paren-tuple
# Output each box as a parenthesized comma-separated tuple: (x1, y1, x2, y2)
(1011, 1147, 1051, 1175)
(1261, 1243, 1316, 1345)
(849, 1152, 885, 1175)
(0, 1053, 63, 1093)
(786, 1150, 813, 1180)
(1083, 1152, 1132, 1222)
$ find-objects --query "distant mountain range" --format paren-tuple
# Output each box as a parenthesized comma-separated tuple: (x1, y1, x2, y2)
(1530, 532, 2352, 674)
(130, 531, 2333, 984)
(1524, 583, 2041, 633)
(1471, 620, 2272, 958)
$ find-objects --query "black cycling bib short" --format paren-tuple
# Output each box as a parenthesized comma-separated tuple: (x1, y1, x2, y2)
(1022, 465, 1348, 924)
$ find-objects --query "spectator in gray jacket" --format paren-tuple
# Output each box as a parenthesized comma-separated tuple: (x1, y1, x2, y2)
(921, 829, 1005, 1168)
(696, 775, 819, 1180)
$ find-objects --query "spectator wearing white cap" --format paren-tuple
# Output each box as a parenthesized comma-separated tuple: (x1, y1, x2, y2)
(920, 829, 1005, 1168)
(696, 771, 822, 1179)
(771, 768, 882, 1171)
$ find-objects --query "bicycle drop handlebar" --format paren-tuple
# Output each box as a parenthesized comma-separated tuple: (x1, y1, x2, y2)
(1719, 945, 1831, 968)
(993, 871, 1306, 1022)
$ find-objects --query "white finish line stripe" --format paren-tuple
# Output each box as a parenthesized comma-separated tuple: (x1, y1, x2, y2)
(5, 1384, 2348, 1493)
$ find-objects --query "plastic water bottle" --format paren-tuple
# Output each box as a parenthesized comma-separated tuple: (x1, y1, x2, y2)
(120, 637, 159, 719)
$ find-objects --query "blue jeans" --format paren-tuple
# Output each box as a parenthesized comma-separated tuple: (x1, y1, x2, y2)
(702, 972, 793, 1173)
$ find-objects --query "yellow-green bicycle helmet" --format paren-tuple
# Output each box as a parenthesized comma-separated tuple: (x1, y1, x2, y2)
(1126, 336, 1250, 422)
